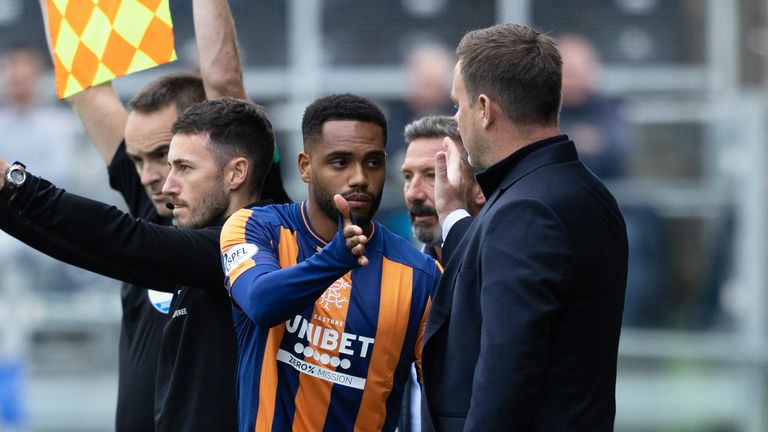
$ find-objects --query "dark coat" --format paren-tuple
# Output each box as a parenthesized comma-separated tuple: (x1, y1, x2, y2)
(421, 135, 628, 431)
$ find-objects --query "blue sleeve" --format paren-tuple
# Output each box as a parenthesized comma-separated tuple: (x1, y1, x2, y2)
(222, 210, 359, 328)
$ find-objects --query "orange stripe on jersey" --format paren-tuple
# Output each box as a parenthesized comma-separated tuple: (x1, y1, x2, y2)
(414, 297, 432, 384)
(220, 209, 256, 287)
(255, 228, 300, 431)
(435, 259, 444, 273)
(277, 227, 299, 268)
(292, 272, 353, 431)
(255, 325, 285, 432)
(354, 258, 413, 431)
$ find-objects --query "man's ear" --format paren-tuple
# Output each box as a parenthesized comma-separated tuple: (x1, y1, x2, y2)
(477, 94, 496, 129)
(298, 152, 311, 184)
(227, 157, 249, 190)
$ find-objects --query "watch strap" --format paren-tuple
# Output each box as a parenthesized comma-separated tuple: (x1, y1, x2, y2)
(2, 161, 28, 198)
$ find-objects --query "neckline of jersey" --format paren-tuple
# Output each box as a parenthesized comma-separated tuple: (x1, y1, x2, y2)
(298, 201, 377, 248)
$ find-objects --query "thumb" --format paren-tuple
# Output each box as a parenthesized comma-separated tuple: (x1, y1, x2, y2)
(333, 194, 352, 226)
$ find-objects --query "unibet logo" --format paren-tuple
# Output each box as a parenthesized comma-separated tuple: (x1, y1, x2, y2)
(285, 315, 374, 364)
(224, 243, 258, 275)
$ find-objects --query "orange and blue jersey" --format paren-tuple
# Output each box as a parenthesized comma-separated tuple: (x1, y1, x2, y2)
(220, 202, 440, 432)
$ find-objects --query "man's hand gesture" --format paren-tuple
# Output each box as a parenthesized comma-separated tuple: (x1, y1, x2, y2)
(435, 136, 470, 225)
(334, 194, 369, 267)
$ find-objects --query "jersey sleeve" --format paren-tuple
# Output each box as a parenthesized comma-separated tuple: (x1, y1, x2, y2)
(220, 207, 361, 328)
(220, 208, 280, 292)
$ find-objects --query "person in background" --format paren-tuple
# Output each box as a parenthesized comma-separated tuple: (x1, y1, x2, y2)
(0, 43, 83, 431)
(0, 44, 82, 185)
(380, 43, 456, 238)
(387, 43, 456, 158)
(400, 115, 484, 262)
(558, 33, 631, 180)
(397, 115, 484, 432)
(558, 34, 675, 329)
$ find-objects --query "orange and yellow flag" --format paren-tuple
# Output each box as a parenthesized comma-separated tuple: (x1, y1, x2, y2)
(46, 0, 177, 99)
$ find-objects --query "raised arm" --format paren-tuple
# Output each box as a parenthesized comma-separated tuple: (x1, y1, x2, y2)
(193, 0, 297, 205)
(193, 0, 246, 100)
(68, 84, 128, 164)
(37, 0, 127, 165)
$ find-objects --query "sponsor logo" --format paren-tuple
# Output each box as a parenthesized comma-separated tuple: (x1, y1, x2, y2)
(285, 315, 374, 359)
(224, 243, 258, 275)
(277, 349, 365, 390)
(318, 277, 350, 310)
(147, 290, 173, 314)
(172, 308, 187, 318)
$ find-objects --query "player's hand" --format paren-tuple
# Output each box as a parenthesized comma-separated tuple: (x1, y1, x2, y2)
(334, 194, 369, 267)
(434, 137, 468, 225)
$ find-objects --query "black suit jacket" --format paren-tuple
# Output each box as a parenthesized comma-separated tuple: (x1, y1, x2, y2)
(421, 135, 628, 431)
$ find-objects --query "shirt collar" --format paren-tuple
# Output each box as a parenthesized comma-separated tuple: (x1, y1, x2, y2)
(475, 134, 571, 198)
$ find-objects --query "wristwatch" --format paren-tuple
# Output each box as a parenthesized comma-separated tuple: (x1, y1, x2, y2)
(2, 161, 28, 197)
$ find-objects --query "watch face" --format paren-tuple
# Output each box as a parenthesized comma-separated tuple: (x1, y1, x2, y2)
(9, 169, 24, 183)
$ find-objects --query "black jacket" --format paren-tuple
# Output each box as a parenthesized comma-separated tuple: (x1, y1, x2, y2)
(421, 135, 628, 431)
(0, 145, 169, 431)
(108, 144, 173, 432)
(0, 141, 290, 432)
(3, 172, 237, 432)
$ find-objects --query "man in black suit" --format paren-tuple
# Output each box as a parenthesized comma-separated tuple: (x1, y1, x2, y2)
(421, 23, 629, 431)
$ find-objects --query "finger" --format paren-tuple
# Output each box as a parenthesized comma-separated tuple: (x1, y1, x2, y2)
(345, 235, 361, 251)
(444, 136, 464, 157)
(443, 138, 464, 185)
(345, 234, 368, 251)
(351, 245, 368, 266)
(446, 135, 468, 158)
(334, 194, 352, 226)
(435, 151, 448, 186)
(346, 237, 358, 250)
(351, 244, 366, 257)
(343, 224, 363, 239)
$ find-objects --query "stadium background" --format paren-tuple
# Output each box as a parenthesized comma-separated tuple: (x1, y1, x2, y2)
(0, 0, 767, 430)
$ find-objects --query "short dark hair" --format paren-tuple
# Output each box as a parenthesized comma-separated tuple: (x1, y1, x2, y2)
(171, 98, 274, 195)
(456, 23, 562, 125)
(128, 74, 207, 115)
(301, 94, 387, 150)
(404, 115, 461, 146)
